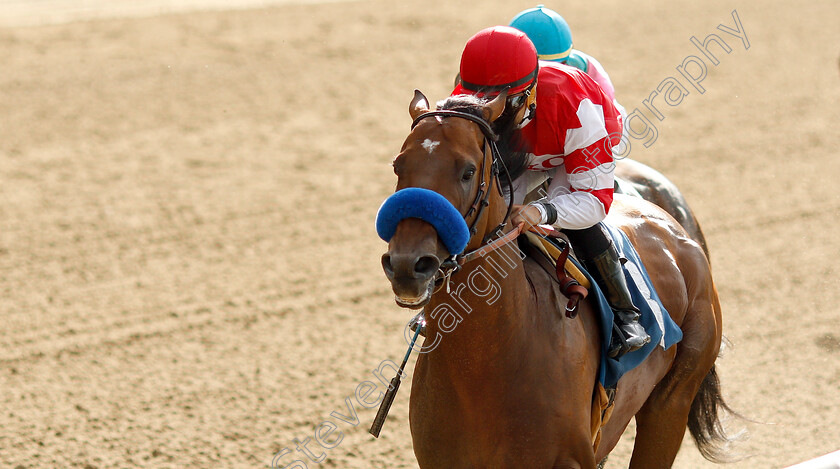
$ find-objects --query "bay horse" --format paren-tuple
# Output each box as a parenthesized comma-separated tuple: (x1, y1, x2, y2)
(379, 89, 732, 468)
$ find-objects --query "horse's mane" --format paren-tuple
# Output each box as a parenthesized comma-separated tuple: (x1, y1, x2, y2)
(436, 95, 530, 182)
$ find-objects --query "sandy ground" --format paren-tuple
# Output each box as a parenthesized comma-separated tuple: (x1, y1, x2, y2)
(0, 0, 838, 467)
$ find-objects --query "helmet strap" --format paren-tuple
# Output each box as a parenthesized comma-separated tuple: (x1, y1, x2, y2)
(516, 87, 537, 127)
(524, 89, 537, 120)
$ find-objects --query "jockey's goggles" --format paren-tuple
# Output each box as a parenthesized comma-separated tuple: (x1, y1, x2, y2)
(506, 84, 537, 114)
(507, 91, 529, 110)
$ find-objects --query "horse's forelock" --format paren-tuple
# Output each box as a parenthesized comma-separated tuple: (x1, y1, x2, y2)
(435, 95, 488, 116)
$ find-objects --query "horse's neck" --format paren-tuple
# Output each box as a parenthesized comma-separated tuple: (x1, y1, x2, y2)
(424, 241, 531, 371)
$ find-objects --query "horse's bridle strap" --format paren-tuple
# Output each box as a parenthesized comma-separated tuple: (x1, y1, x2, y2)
(411, 110, 499, 141)
(458, 222, 524, 265)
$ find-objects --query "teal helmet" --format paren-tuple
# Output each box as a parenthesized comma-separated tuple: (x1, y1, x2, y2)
(509, 5, 573, 62)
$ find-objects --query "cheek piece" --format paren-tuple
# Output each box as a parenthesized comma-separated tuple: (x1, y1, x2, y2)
(375, 187, 471, 256)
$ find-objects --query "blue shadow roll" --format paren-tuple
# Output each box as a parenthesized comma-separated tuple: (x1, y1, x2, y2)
(375, 188, 471, 255)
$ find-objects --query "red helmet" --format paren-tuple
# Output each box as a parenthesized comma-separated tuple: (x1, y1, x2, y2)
(452, 26, 539, 97)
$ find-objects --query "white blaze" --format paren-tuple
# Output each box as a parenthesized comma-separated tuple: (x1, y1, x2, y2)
(421, 139, 440, 154)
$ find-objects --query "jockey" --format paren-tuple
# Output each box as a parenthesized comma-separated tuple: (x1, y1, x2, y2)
(451, 26, 649, 358)
(509, 5, 626, 118)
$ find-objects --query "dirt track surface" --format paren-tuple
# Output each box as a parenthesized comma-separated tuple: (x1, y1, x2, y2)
(1, 0, 838, 467)
(0, 0, 356, 27)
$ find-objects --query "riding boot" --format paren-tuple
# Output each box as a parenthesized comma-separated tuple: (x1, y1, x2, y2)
(584, 242, 651, 358)
(409, 312, 426, 337)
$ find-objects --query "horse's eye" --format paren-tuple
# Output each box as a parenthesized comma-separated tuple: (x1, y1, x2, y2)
(462, 166, 476, 182)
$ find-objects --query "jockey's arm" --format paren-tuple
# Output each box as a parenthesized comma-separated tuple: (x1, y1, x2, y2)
(509, 65, 622, 232)
(512, 136, 615, 230)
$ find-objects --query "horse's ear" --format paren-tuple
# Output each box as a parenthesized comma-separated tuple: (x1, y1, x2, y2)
(484, 88, 508, 123)
(409, 90, 430, 120)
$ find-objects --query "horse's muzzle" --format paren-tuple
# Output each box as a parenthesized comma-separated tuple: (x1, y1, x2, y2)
(381, 252, 441, 309)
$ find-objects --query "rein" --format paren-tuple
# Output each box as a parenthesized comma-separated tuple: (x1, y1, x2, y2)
(410, 109, 518, 285)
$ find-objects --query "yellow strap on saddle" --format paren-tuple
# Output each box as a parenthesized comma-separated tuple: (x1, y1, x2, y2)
(523, 232, 591, 289)
(591, 382, 615, 452)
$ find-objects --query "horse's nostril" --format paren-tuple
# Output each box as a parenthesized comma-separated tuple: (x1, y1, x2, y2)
(382, 254, 395, 277)
(384, 253, 439, 280)
(414, 255, 440, 278)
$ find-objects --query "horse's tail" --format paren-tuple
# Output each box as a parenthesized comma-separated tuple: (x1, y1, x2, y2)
(686, 364, 743, 462)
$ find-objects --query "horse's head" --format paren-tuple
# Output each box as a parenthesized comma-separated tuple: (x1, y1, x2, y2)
(377, 90, 509, 309)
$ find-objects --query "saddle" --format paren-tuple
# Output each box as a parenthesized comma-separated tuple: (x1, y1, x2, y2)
(521, 229, 591, 317)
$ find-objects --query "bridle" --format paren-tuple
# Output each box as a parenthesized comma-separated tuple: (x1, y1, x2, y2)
(410, 109, 524, 289)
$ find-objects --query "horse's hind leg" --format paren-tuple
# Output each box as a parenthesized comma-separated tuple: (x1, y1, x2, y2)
(628, 347, 714, 467)
(628, 267, 722, 467)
